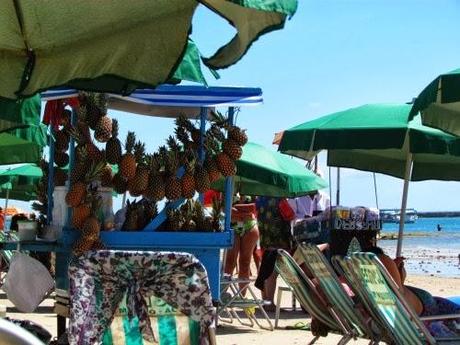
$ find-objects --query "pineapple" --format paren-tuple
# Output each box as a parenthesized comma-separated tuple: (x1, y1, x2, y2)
(55, 129, 69, 152)
(119, 132, 136, 179)
(164, 150, 181, 200)
(105, 119, 122, 164)
(223, 138, 243, 160)
(204, 156, 221, 183)
(83, 92, 105, 130)
(193, 201, 212, 232)
(72, 197, 91, 230)
(165, 208, 182, 231)
(194, 164, 210, 194)
(94, 115, 112, 143)
(128, 142, 148, 196)
(216, 152, 237, 177)
(144, 153, 165, 201)
(54, 151, 69, 168)
(65, 161, 104, 207)
(211, 196, 223, 231)
(100, 164, 113, 187)
(181, 156, 196, 199)
(81, 195, 102, 242)
(122, 200, 139, 231)
(65, 181, 86, 207)
(180, 200, 196, 231)
(228, 125, 248, 146)
(143, 199, 158, 221)
(54, 168, 68, 186)
(73, 238, 94, 256)
(112, 172, 128, 194)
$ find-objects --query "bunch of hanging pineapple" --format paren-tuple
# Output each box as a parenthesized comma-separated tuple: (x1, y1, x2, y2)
(160, 198, 223, 232)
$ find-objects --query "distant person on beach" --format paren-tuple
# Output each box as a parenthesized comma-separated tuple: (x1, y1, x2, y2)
(437, 224, 442, 231)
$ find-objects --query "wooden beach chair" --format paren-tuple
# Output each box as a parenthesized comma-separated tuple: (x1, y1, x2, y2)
(343, 252, 460, 345)
(297, 243, 385, 344)
(274, 249, 352, 345)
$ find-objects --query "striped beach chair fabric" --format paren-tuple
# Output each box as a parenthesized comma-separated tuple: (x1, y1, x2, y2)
(297, 244, 383, 344)
(346, 252, 459, 345)
(275, 249, 350, 345)
(104, 294, 210, 345)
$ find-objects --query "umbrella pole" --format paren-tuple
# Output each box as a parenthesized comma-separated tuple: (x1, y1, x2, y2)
(336, 168, 341, 206)
(373, 173, 379, 209)
(396, 153, 413, 257)
(3, 189, 9, 230)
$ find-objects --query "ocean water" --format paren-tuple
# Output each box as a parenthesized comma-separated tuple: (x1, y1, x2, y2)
(380, 217, 460, 277)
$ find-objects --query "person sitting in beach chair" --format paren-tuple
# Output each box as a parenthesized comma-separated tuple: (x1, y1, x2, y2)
(364, 246, 460, 337)
(343, 252, 460, 343)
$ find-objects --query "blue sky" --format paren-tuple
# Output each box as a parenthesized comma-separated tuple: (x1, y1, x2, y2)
(4, 1, 460, 213)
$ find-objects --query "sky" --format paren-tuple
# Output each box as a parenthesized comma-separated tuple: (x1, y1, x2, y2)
(3, 0, 460, 213)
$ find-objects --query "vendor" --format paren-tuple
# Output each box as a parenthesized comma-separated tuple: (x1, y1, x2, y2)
(224, 194, 259, 295)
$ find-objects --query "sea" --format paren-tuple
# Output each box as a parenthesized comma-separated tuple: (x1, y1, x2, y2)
(380, 217, 460, 277)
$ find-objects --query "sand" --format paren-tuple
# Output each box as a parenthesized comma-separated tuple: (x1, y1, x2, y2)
(1, 274, 459, 344)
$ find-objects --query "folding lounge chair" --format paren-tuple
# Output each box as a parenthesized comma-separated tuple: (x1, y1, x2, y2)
(297, 243, 385, 345)
(275, 249, 352, 345)
(219, 275, 274, 330)
(344, 252, 460, 345)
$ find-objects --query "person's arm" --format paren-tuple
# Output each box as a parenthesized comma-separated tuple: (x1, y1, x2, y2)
(378, 254, 404, 289)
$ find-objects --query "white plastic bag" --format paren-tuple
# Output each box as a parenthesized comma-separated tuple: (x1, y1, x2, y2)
(3, 252, 54, 312)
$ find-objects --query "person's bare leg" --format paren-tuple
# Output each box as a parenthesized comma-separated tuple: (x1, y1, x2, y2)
(238, 226, 259, 295)
(224, 234, 240, 276)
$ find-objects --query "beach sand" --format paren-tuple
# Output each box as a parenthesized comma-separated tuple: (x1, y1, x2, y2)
(1, 273, 459, 344)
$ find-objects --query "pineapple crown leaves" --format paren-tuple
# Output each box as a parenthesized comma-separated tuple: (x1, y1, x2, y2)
(166, 135, 182, 153)
(85, 160, 106, 183)
(209, 110, 226, 125)
(174, 125, 191, 146)
(175, 115, 196, 133)
(149, 152, 164, 173)
(133, 141, 146, 163)
(67, 125, 88, 145)
(209, 123, 226, 143)
(111, 119, 119, 138)
(124, 131, 136, 153)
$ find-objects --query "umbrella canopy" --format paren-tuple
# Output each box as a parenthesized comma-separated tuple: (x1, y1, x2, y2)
(0, 127, 47, 165)
(212, 142, 328, 197)
(0, 164, 42, 202)
(0, 94, 47, 164)
(279, 103, 460, 181)
(0, 1, 297, 99)
(0, 95, 41, 132)
(279, 103, 460, 257)
(409, 68, 460, 135)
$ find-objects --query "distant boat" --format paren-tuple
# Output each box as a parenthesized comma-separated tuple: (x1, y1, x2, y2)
(380, 208, 418, 224)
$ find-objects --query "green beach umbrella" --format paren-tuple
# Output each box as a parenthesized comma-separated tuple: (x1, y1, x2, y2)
(0, 164, 42, 217)
(410, 68, 460, 135)
(212, 142, 328, 197)
(0, 126, 47, 165)
(0, 95, 41, 132)
(279, 103, 460, 256)
(0, 1, 297, 99)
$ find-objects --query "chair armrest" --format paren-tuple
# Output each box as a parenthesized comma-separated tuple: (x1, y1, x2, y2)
(420, 313, 460, 321)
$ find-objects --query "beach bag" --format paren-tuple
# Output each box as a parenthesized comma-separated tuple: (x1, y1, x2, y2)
(278, 199, 295, 221)
(3, 252, 54, 312)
